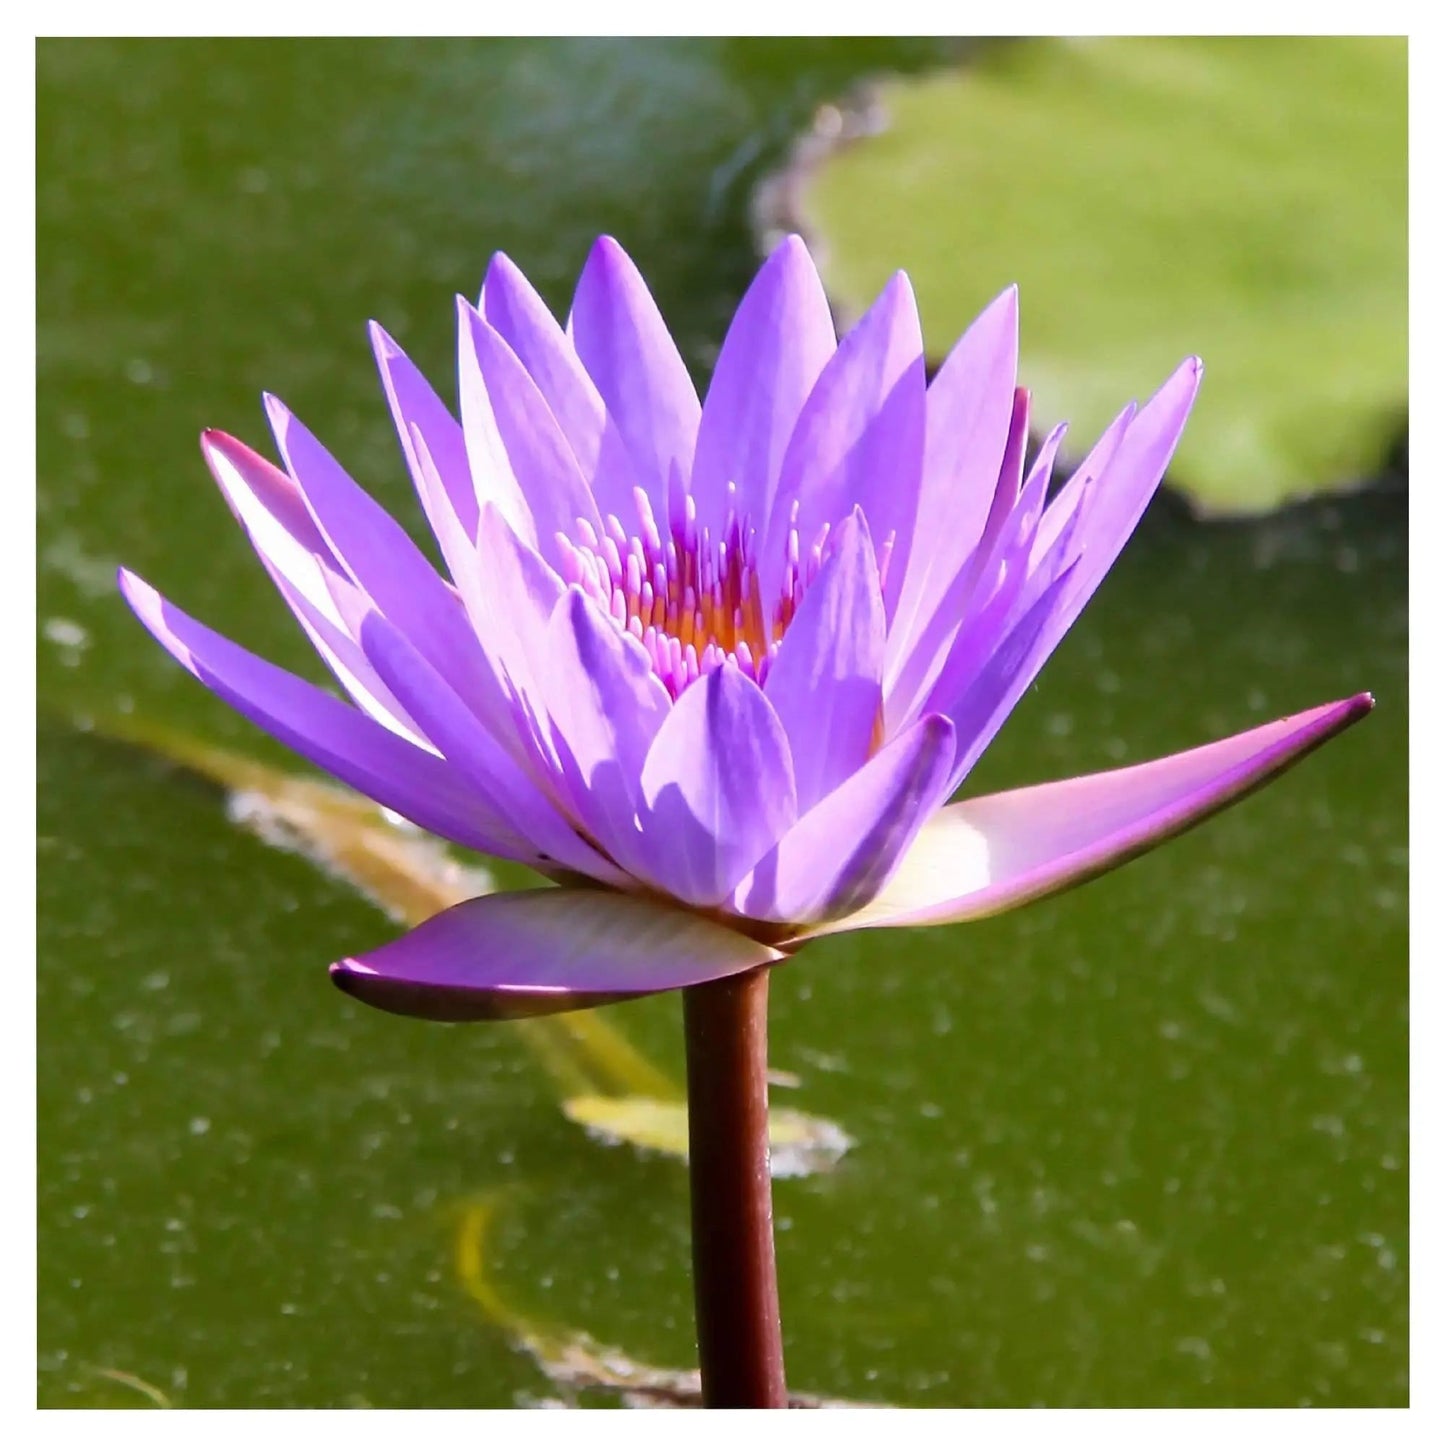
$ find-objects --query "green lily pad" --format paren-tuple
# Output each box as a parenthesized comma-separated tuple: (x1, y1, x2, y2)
(764, 37, 1406, 515)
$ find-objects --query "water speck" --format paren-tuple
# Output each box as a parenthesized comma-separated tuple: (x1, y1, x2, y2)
(43, 617, 90, 654)
(188, 1116, 211, 1136)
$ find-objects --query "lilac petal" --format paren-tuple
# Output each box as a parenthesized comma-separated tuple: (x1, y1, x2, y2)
(804, 694, 1375, 936)
(928, 361, 1203, 792)
(117, 570, 535, 862)
(639, 665, 797, 908)
(567, 236, 700, 508)
(456, 298, 601, 560)
(936, 560, 1082, 796)
(370, 321, 479, 545)
(1028, 399, 1135, 568)
(473, 504, 567, 703)
(883, 419, 1067, 735)
(331, 888, 784, 1021)
(765, 273, 927, 615)
(199, 431, 426, 746)
(919, 443, 1064, 719)
(480, 251, 638, 521)
(1045, 358, 1202, 628)
(888, 289, 1020, 665)
(399, 427, 543, 757)
(763, 509, 885, 812)
(355, 604, 628, 889)
(536, 589, 672, 879)
(735, 713, 956, 926)
(690, 234, 836, 537)
(263, 396, 493, 709)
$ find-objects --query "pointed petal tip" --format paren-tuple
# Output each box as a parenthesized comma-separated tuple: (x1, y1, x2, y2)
(198, 427, 236, 460)
(483, 249, 521, 282)
(585, 233, 630, 271)
(1337, 690, 1375, 722)
(771, 231, 810, 259)
(822, 691, 1378, 938)
(989, 282, 1020, 317)
(261, 392, 293, 434)
(367, 318, 400, 357)
(116, 568, 168, 636)
(883, 268, 917, 303)
(329, 957, 560, 1023)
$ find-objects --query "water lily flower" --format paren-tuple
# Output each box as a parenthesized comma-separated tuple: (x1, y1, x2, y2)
(119, 237, 1371, 1020)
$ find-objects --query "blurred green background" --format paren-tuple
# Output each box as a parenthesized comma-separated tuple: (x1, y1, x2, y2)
(37, 38, 1406, 1407)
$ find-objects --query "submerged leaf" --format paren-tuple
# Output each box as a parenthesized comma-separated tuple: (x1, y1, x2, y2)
(764, 37, 1406, 515)
(453, 1193, 873, 1407)
(563, 1094, 853, 1178)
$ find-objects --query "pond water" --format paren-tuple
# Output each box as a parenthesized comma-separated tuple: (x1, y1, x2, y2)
(37, 38, 1406, 1407)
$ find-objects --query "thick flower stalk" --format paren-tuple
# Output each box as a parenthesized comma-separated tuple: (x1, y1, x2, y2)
(120, 235, 1370, 1405)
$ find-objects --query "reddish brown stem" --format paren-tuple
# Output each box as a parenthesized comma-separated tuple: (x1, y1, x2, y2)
(682, 966, 788, 1409)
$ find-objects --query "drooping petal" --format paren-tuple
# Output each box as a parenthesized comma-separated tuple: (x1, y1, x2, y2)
(263, 395, 493, 709)
(356, 607, 629, 888)
(456, 297, 601, 560)
(331, 888, 785, 1021)
(117, 570, 532, 863)
(736, 713, 956, 926)
(804, 694, 1374, 936)
(639, 665, 797, 908)
(567, 236, 700, 509)
(764, 272, 927, 613)
(480, 251, 638, 520)
(888, 288, 1020, 665)
(535, 588, 672, 878)
(763, 509, 885, 812)
(369, 321, 478, 546)
(690, 234, 836, 537)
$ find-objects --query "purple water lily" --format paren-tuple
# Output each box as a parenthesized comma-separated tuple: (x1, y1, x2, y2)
(119, 236, 1371, 1019)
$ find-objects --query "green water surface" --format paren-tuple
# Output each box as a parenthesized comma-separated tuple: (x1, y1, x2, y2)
(37, 38, 1406, 1407)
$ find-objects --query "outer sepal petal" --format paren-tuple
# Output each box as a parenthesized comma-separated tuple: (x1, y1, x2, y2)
(331, 888, 785, 1021)
(803, 694, 1374, 937)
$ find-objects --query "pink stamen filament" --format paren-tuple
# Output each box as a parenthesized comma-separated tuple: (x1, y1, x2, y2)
(555, 484, 810, 699)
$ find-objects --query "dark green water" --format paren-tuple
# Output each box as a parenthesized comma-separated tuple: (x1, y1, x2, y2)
(37, 39, 1406, 1407)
